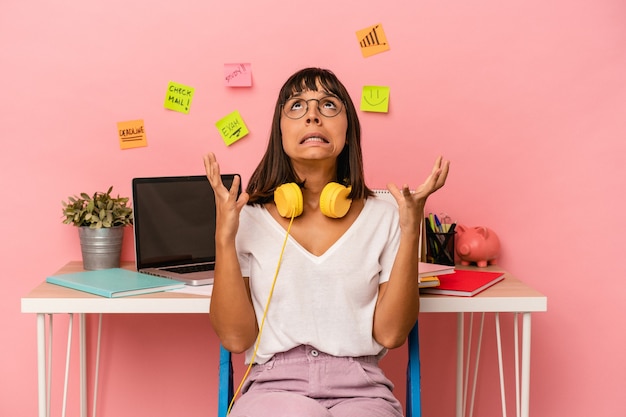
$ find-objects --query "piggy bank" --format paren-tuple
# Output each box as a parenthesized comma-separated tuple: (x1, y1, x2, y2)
(455, 225, 501, 267)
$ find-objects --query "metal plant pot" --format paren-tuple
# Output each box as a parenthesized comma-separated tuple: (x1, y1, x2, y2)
(77, 226, 124, 270)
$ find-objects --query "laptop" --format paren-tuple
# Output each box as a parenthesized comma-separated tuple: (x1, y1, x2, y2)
(132, 174, 239, 286)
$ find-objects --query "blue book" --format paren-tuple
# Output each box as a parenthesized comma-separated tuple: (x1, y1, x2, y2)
(46, 268, 185, 298)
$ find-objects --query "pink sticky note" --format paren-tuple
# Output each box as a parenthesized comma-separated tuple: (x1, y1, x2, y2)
(224, 63, 252, 87)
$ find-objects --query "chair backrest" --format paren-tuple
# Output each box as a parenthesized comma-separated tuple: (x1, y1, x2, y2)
(217, 321, 421, 417)
(406, 321, 422, 417)
(217, 346, 234, 417)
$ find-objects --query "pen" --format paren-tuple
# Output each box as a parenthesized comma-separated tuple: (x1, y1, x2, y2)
(434, 214, 443, 233)
(428, 213, 436, 232)
(442, 222, 457, 264)
(440, 213, 452, 232)
(424, 217, 439, 253)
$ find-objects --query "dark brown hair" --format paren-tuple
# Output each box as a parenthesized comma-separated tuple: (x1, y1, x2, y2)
(246, 67, 373, 204)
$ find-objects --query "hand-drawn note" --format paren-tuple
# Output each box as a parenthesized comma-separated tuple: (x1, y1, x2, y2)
(360, 86, 390, 113)
(355, 23, 390, 58)
(215, 110, 249, 146)
(117, 119, 147, 149)
(164, 81, 195, 114)
(224, 63, 252, 87)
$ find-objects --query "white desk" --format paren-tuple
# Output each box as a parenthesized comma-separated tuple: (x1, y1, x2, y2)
(22, 262, 546, 417)
(420, 267, 547, 417)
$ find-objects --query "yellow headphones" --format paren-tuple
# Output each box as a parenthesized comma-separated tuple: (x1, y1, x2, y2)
(274, 182, 352, 218)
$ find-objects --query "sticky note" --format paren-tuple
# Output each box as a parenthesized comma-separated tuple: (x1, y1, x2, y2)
(224, 63, 252, 87)
(215, 110, 249, 146)
(356, 23, 390, 58)
(164, 81, 195, 114)
(117, 119, 147, 149)
(360, 86, 390, 113)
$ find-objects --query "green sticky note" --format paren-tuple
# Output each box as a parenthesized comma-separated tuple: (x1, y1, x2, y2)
(164, 81, 195, 114)
(360, 86, 390, 113)
(215, 110, 249, 146)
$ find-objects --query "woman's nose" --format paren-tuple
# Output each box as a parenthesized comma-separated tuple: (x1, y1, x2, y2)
(305, 103, 321, 124)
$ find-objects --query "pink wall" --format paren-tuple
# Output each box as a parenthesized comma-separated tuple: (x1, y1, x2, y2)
(2, 0, 625, 416)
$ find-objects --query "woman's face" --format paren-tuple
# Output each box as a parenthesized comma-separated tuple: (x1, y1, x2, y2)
(279, 85, 348, 168)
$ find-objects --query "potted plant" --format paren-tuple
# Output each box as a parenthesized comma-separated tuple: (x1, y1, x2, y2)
(62, 186, 133, 270)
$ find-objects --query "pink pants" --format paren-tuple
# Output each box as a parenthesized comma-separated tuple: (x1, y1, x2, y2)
(229, 345, 404, 417)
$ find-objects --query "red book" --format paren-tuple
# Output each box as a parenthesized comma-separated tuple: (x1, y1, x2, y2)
(420, 269, 505, 297)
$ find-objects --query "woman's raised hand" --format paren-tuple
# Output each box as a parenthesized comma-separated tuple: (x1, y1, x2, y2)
(387, 156, 450, 233)
(203, 152, 249, 241)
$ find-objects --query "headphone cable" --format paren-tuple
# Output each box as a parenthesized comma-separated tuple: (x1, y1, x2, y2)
(227, 211, 296, 414)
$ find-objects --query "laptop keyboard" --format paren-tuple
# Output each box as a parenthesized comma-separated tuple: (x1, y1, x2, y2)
(163, 263, 214, 274)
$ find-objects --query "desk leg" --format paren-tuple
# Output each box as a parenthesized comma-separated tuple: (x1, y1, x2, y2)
(35, 313, 90, 417)
(456, 313, 463, 417)
(520, 313, 531, 417)
(455, 312, 533, 417)
(36, 314, 47, 417)
(80, 313, 87, 417)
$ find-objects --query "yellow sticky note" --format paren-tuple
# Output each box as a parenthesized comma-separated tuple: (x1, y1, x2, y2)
(164, 81, 195, 114)
(356, 23, 390, 58)
(117, 119, 147, 149)
(360, 86, 390, 113)
(215, 110, 249, 146)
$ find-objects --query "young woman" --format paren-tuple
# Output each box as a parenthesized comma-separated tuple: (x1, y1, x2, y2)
(203, 67, 449, 417)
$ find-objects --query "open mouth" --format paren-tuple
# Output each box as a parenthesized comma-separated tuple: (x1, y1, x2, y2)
(300, 135, 329, 144)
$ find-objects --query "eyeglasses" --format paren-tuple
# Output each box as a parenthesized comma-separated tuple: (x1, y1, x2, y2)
(281, 95, 344, 119)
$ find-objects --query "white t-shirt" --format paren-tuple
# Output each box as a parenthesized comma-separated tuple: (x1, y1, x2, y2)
(236, 197, 401, 364)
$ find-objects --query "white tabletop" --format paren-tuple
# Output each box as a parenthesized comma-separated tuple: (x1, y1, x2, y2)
(21, 262, 546, 315)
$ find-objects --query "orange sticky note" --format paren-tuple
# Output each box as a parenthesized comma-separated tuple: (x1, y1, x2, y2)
(117, 120, 147, 149)
(356, 23, 390, 58)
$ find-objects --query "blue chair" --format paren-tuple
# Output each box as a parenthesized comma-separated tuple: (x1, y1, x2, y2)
(217, 321, 421, 417)
(406, 322, 422, 417)
(218, 345, 234, 417)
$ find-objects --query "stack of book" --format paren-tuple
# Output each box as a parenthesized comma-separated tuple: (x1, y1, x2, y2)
(420, 269, 505, 297)
(418, 262, 454, 288)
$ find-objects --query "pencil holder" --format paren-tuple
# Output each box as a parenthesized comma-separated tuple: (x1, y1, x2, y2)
(425, 228, 456, 266)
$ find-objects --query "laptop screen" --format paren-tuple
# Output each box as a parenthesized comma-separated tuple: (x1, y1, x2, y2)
(132, 175, 236, 269)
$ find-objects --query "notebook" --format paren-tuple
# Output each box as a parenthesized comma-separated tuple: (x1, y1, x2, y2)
(418, 262, 455, 278)
(46, 268, 185, 298)
(132, 174, 239, 286)
(420, 269, 505, 297)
